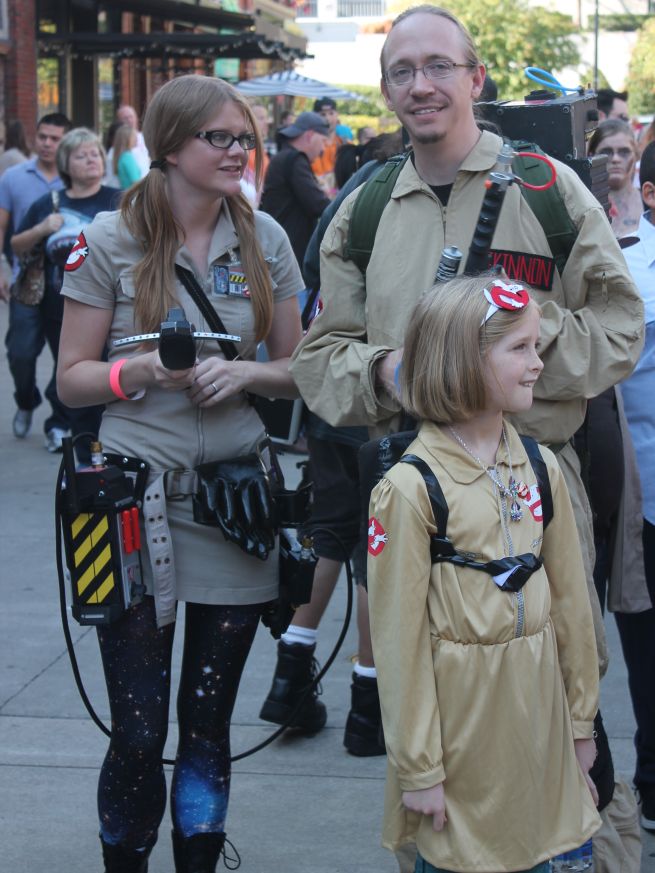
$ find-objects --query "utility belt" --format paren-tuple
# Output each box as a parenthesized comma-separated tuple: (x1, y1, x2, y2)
(66, 441, 316, 635)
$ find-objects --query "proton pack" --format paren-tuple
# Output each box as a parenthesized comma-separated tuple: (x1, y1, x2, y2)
(58, 438, 149, 625)
(344, 89, 606, 280)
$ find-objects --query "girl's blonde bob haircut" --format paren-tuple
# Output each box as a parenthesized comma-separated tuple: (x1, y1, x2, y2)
(400, 275, 538, 424)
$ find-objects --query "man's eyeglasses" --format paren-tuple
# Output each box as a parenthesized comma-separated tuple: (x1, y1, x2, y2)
(598, 146, 634, 160)
(384, 60, 476, 87)
(195, 130, 257, 150)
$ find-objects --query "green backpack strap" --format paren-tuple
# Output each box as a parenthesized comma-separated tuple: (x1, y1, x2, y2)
(344, 143, 578, 277)
(344, 152, 410, 273)
(511, 141, 578, 276)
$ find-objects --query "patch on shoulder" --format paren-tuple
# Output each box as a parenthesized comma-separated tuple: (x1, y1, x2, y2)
(368, 517, 388, 556)
(64, 231, 89, 272)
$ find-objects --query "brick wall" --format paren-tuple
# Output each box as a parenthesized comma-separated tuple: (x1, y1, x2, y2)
(5, 0, 37, 144)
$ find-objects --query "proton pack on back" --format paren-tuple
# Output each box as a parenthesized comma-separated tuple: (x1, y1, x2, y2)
(344, 142, 578, 277)
(360, 430, 553, 592)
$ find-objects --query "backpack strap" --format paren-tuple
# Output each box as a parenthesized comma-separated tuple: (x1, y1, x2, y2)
(399, 454, 457, 561)
(399, 453, 543, 590)
(518, 434, 553, 530)
(343, 141, 578, 278)
(511, 141, 578, 276)
(344, 153, 410, 273)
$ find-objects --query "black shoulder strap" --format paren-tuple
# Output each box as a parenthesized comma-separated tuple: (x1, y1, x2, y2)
(175, 265, 239, 361)
(399, 454, 458, 562)
(399, 449, 545, 589)
(519, 434, 553, 530)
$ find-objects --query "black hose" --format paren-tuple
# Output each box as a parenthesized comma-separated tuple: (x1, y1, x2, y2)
(55, 449, 355, 764)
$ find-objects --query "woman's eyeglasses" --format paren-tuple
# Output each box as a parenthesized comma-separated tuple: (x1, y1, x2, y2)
(195, 131, 257, 150)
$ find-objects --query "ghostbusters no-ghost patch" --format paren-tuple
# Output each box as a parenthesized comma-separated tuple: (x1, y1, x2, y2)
(517, 481, 543, 522)
(368, 517, 388, 556)
(64, 231, 89, 272)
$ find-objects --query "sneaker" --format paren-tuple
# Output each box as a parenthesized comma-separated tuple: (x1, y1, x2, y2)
(44, 427, 68, 453)
(259, 640, 327, 734)
(639, 785, 655, 831)
(12, 408, 33, 439)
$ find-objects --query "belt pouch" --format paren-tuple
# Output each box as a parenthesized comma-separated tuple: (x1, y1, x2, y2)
(192, 454, 276, 561)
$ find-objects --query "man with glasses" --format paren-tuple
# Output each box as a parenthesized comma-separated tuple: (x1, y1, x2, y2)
(260, 111, 330, 275)
(290, 6, 643, 872)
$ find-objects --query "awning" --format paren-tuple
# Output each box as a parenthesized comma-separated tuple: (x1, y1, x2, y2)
(98, 0, 254, 30)
(236, 70, 358, 98)
(37, 31, 307, 62)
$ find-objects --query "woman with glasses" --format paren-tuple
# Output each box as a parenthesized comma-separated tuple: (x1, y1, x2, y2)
(588, 118, 642, 240)
(56, 75, 303, 873)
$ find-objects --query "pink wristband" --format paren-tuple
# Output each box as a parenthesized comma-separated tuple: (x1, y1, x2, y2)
(109, 358, 130, 401)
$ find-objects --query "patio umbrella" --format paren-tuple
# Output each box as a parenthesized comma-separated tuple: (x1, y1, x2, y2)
(235, 70, 359, 100)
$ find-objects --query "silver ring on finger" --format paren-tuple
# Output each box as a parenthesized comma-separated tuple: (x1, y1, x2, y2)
(210, 381, 218, 395)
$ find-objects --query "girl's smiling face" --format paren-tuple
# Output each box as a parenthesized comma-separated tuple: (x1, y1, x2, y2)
(483, 304, 543, 415)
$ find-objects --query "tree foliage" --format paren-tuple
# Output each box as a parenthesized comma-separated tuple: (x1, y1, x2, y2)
(625, 18, 655, 115)
(386, 0, 580, 100)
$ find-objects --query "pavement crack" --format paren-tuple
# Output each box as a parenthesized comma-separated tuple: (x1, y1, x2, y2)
(0, 628, 93, 711)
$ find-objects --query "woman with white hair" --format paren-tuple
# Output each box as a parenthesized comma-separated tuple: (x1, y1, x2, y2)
(11, 127, 119, 459)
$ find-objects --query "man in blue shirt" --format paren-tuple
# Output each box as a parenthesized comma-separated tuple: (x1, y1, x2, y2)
(0, 113, 72, 446)
(619, 140, 655, 834)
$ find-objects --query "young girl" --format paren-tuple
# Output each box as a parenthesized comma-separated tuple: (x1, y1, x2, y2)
(367, 276, 601, 873)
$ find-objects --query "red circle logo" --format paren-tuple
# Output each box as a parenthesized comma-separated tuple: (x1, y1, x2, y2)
(64, 231, 89, 272)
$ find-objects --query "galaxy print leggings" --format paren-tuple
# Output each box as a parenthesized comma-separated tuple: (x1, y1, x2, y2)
(96, 596, 262, 850)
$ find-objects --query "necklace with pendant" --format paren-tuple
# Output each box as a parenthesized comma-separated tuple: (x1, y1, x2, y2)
(448, 425, 523, 523)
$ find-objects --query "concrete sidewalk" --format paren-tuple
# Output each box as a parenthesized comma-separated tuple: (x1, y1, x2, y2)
(0, 299, 653, 872)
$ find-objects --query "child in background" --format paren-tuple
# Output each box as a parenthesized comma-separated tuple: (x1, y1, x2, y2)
(367, 276, 601, 873)
(112, 123, 141, 189)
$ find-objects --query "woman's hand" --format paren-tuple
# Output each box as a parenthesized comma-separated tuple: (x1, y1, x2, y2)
(147, 348, 196, 392)
(187, 356, 248, 407)
(402, 784, 447, 832)
(39, 213, 65, 237)
(574, 737, 599, 806)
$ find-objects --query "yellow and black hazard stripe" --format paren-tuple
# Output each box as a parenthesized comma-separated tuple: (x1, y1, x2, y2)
(69, 512, 118, 607)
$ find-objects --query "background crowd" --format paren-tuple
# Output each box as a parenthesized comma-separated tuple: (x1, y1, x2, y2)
(1, 16, 654, 872)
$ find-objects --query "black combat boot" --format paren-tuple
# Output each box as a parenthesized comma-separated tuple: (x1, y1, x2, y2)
(343, 672, 386, 757)
(259, 640, 327, 733)
(172, 830, 241, 872)
(100, 836, 152, 873)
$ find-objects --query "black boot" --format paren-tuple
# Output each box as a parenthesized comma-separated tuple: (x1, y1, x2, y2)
(172, 830, 241, 872)
(259, 640, 327, 733)
(343, 672, 386, 757)
(100, 836, 152, 873)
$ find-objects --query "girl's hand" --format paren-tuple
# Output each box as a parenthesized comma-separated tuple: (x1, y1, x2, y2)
(187, 357, 248, 407)
(147, 349, 196, 391)
(402, 784, 447, 832)
(574, 738, 599, 806)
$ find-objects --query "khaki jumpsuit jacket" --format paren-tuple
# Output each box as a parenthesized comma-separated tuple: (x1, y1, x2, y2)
(368, 422, 601, 871)
(290, 130, 645, 673)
